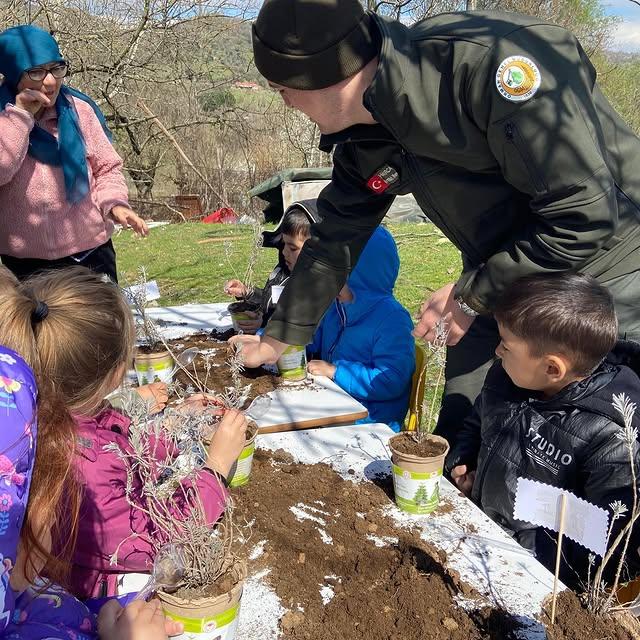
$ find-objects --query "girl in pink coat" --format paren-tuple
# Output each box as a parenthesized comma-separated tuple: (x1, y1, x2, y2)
(0, 266, 247, 600)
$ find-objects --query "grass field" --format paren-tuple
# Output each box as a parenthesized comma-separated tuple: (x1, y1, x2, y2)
(114, 222, 461, 318)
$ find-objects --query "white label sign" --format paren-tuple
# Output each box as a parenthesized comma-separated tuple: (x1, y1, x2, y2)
(513, 477, 609, 557)
(271, 285, 284, 304)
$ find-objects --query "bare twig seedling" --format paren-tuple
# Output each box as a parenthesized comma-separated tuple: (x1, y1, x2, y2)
(223, 215, 264, 300)
(106, 403, 236, 590)
(126, 267, 163, 351)
(587, 393, 640, 614)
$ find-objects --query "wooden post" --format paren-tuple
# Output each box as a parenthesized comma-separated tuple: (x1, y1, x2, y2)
(551, 493, 567, 624)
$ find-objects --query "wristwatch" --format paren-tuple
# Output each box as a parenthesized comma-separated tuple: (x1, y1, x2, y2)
(454, 295, 479, 317)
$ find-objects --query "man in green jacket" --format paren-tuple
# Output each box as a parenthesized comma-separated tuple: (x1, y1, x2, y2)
(237, 0, 640, 443)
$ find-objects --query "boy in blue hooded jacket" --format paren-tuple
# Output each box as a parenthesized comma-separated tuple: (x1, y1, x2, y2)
(307, 226, 415, 431)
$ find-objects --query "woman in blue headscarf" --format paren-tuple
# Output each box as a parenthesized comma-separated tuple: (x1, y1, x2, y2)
(0, 25, 148, 282)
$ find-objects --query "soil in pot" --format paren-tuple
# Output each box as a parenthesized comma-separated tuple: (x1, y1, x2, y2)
(541, 590, 638, 640)
(159, 563, 246, 640)
(391, 432, 449, 457)
(228, 300, 263, 335)
(389, 433, 450, 515)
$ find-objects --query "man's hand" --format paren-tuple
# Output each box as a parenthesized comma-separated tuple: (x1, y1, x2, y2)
(135, 383, 168, 414)
(229, 334, 260, 345)
(110, 205, 149, 237)
(307, 360, 336, 379)
(97, 599, 182, 640)
(228, 334, 287, 367)
(224, 279, 248, 298)
(450, 465, 476, 497)
(14, 88, 51, 115)
(413, 282, 476, 346)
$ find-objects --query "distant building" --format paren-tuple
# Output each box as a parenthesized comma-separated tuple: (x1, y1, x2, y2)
(233, 81, 261, 91)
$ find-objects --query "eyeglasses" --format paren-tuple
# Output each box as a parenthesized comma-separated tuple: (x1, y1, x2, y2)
(25, 62, 69, 82)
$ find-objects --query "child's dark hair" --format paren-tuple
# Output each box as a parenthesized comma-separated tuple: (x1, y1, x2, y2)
(494, 272, 618, 376)
(280, 206, 312, 238)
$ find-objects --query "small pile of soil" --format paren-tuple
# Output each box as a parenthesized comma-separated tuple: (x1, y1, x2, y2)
(391, 432, 449, 457)
(233, 450, 522, 640)
(542, 591, 638, 640)
(166, 334, 279, 404)
(209, 327, 235, 342)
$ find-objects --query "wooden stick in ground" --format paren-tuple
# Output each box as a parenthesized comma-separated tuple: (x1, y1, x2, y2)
(136, 100, 232, 210)
(551, 493, 568, 624)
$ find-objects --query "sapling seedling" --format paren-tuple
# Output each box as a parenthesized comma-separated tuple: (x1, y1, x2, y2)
(412, 319, 449, 444)
(126, 266, 163, 351)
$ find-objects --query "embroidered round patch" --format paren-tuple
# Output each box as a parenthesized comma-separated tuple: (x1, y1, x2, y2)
(495, 56, 541, 102)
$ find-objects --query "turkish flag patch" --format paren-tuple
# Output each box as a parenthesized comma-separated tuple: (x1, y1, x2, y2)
(367, 165, 399, 194)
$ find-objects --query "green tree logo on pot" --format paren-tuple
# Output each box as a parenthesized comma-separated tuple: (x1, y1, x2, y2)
(413, 484, 430, 506)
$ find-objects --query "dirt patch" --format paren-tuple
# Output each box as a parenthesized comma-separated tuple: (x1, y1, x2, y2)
(233, 450, 638, 640)
(208, 327, 235, 342)
(165, 333, 279, 405)
(390, 432, 449, 457)
(233, 449, 527, 640)
(541, 591, 638, 640)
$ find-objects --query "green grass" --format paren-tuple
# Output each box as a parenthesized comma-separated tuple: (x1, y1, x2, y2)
(115, 222, 461, 318)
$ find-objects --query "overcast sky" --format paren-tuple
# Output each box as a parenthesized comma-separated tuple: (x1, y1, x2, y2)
(605, 0, 640, 52)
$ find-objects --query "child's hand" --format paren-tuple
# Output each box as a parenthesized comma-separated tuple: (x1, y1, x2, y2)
(179, 393, 225, 416)
(205, 409, 248, 479)
(224, 279, 248, 298)
(136, 383, 168, 414)
(307, 360, 336, 380)
(451, 465, 475, 497)
(97, 599, 183, 640)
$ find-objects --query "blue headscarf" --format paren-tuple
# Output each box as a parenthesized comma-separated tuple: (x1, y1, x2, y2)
(0, 25, 113, 203)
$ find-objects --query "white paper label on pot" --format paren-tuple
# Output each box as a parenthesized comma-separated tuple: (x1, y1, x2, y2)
(166, 602, 240, 640)
(392, 464, 443, 515)
(277, 345, 307, 380)
(135, 360, 174, 386)
(271, 285, 284, 304)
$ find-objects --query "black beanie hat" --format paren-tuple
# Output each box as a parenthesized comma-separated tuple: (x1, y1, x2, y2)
(252, 0, 378, 90)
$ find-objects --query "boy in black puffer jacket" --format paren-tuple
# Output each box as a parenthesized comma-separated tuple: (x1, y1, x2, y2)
(446, 273, 640, 591)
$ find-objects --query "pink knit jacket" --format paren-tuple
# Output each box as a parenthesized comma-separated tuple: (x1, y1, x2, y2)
(0, 98, 130, 259)
(71, 408, 229, 599)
